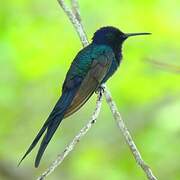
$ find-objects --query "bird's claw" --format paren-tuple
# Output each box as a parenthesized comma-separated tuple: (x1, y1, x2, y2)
(95, 85, 105, 97)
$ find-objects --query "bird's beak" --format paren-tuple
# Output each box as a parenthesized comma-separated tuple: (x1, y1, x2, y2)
(125, 32, 151, 38)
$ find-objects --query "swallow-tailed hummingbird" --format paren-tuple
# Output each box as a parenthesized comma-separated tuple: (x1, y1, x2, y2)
(19, 26, 151, 167)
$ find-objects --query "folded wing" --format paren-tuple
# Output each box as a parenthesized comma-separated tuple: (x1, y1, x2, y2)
(64, 51, 113, 118)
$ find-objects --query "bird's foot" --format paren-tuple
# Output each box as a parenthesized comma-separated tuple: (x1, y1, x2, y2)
(95, 84, 105, 97)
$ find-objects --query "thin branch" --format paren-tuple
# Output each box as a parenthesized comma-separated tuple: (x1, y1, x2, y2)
(57, 0, 88, 47)
(38, 0, 157, 180)
(70, 0, 88, 43)
(37, 92, 103, 180)
(103, 85, 157, 180)
(146, 58, 180, 74)
(71, 0, 81, 22)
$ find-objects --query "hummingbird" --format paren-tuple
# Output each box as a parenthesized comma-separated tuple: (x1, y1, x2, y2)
(19, 26, 151, 167)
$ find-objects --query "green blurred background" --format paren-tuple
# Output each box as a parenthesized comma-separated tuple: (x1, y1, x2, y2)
(0, 0, 180, 179)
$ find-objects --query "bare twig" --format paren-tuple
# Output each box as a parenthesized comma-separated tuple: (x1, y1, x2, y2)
(103, 85, 157, 180)
(147, 58, 180, 74)
(38, 0, 157, 179)
(37, 92, 102, 180)
(71, 0, 81, 22)
(57, 0, 88, 47)
(70, 0, 88, 43)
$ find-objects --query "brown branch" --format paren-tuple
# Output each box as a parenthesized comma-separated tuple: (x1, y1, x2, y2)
(147, 58, 180, 74)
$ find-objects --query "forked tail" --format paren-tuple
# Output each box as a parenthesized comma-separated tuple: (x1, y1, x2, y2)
(18, 88, 77, 167)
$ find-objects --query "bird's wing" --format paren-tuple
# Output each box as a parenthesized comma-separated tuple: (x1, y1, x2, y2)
(64, 50, 114, 118)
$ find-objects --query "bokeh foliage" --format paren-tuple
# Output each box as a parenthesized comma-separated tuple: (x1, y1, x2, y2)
(0, 0, 180, 179)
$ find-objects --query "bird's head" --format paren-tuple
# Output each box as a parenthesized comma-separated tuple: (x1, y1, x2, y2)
(92, 26, 151, 50)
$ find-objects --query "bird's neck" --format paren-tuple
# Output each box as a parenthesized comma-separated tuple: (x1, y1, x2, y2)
(113, 46, 122, 65)
(92, 42, 122, 64)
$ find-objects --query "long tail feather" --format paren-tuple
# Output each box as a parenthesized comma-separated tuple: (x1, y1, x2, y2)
(18, 88, 77, 167)
(18, 120, 50, 166)
(34, 113, 63, 167)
